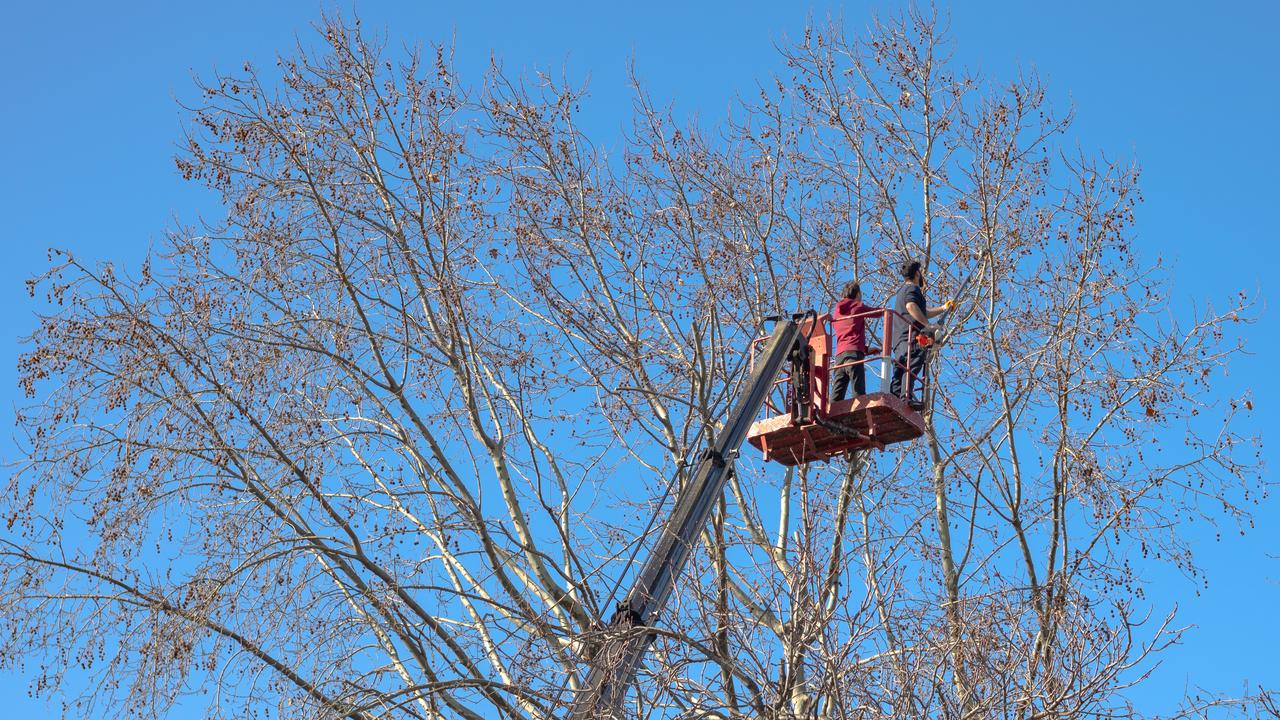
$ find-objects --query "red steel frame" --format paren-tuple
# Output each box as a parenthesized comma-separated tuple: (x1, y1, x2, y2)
(749, 308, 924, 419)
(745, 308, 927, 465)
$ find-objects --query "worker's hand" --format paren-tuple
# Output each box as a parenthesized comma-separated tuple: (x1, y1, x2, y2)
(942, 298, 957, 312)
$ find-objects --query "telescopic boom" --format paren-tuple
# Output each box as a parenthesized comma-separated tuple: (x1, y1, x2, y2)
(569, 315, 807, 718)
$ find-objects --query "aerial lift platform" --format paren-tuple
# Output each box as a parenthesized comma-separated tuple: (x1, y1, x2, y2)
(570, 309, 927, 718)
(745, 310, 925, 465)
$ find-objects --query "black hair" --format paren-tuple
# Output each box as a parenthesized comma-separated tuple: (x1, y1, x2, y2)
(841, 280, 861, 300)
(900, 259, 922, 281)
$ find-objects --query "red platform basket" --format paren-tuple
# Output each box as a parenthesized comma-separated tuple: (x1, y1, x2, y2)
(747, 392, 924, 465)
(745, 309, 927, 466)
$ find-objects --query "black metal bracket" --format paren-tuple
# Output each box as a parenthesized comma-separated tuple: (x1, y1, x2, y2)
(700, 448, 727, 469)
(815, 415, 865, 441)
(610, 603, 644, 628)
(788, 339, 814, 425)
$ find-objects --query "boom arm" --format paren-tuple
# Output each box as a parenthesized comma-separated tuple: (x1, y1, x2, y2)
(570, 315, 806, 718)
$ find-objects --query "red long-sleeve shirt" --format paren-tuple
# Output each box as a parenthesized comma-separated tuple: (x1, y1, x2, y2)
(831, 299, 880, 355)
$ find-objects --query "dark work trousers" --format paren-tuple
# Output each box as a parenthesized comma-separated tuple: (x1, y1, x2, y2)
(830, 350, 866, 402)
(890, 344, 930, 403)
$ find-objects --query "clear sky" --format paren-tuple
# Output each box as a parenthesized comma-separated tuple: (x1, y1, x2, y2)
(1, 1, 1275, 717)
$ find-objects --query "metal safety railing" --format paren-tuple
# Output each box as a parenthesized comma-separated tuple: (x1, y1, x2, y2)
(749, 307, 930, 419)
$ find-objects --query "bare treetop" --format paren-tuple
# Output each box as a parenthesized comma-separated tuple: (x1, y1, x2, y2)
(3, 10, 1264, 720)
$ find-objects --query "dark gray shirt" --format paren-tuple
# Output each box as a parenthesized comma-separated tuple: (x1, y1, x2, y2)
(892, 281, 927, 357)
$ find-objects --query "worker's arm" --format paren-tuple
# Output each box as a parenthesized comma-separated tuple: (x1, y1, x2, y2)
(905, 302, 938, 333)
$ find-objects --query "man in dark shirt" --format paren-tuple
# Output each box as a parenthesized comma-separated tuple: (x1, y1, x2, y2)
(830, 280, 879, 401)
(890, 260, 951, 408)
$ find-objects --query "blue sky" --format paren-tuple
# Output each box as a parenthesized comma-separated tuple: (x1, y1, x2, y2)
(1, 1, 1275, 716)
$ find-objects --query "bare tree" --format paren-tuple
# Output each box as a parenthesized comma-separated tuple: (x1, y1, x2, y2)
(3, 9, 1263, 720)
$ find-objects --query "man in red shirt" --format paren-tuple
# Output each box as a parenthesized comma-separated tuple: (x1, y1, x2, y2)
(830, 281, 879, 401)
